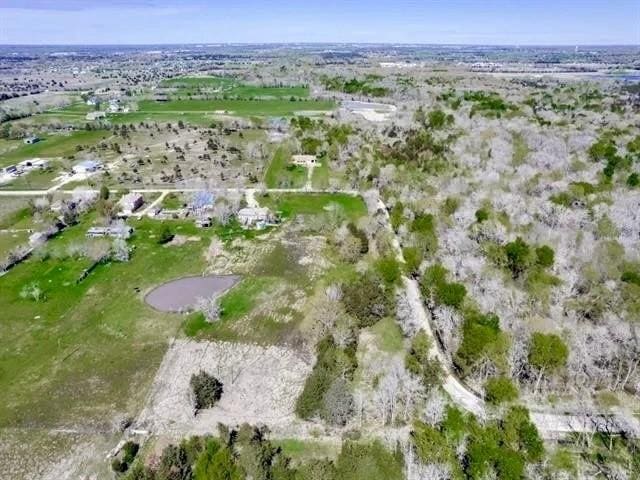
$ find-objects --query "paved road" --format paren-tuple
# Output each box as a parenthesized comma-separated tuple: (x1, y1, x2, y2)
(3, 185, 638, 439)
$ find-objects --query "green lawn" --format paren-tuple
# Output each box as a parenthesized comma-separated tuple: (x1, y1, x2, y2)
(161, 76, 309, 99)
(135, 98, 334, 117)
(264, 146, 307, 188)
(0, 131, 111, 167)
(259, 193, 367, 222)
(311, 159, 330, 189)
(0, 215, 213, 428)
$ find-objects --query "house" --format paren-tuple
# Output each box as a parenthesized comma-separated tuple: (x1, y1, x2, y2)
(72, 159, 102, 174)
(291, 154, 318, 167)
(24, 136, 40, 145)
(118, 193, 144, 215)
(86, 111, 106, 121)
(86, 97, 99, 106)
(86, 225, 133, 239)
(237, 207, 273, 229)
(3, 165, 18, 175)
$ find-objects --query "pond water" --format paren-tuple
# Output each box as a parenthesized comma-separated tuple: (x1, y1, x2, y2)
(145, 275, 240, 312)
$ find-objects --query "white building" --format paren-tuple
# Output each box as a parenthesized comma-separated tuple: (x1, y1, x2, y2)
(291, 154, 318, 167)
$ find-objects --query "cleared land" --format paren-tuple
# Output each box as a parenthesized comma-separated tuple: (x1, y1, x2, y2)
(135, 339, 312, 435)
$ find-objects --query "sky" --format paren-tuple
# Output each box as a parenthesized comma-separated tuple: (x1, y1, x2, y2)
(0, 0, 638, 46)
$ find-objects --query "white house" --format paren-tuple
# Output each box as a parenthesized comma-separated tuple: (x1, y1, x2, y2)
(24, 136, 41, 145)
(72, 159, 102, 174)
(291, 154, 318, 167)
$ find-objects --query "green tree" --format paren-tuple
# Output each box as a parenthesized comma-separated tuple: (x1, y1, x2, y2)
(485, 376, 519, 405)
(504, 237, 533, 278)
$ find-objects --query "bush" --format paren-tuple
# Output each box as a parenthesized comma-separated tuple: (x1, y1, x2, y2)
(621, 270, 640, 286)
(627, 172, 639, 187)
(190, 371, 223, 412)
(475, 208, 489, 223)
(157, 224, 174, 244)
(485, 376, 519, 405)
(402, 246, 423, 277)
(375, 256, 401, 286)
(505, 237, 534, 278)
(436, 281, 466, 308)
(346, 223, 368, 254)
(122, 441, 140, 465)
(535, 245, 555, 268)
(442, 196, 460, 216)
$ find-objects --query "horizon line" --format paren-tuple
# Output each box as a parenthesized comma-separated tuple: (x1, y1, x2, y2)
(1, 42, 639, 48)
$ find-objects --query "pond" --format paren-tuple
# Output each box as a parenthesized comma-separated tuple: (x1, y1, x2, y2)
(145, 275, 240, 312)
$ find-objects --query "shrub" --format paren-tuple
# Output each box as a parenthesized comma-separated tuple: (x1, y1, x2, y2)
(190, 371, 223, 412)
(621, 270, 640, 286)
(346, 223, 368, 254)
(442, 196, 460, 216)
(402, 246, 423, 277)
(475, 208, 489, 223)
(375, 256, 402, 286)
(535, 245, 555, 268)
(411, 421, 452, 463)
(588, 138, 617, 161)
(627, 172, 639, 187)
(485, 376, 519, 405)
(505, 237, 534, 278)
(122, 441, 140, 465)
(455, 310, 503, 372)
(157, 224, 174, 244)
(436, 281, 466, 308)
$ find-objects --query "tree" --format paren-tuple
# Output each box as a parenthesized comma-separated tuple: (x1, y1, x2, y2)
(528, 333, 568, 392)
(484, 376, 519, 405)
(375, 256, 401, 286)
(190, 371, 224, 412)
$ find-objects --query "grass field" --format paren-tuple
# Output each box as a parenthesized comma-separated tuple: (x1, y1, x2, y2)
(264, 146, 307, 188)
(0, 215, 214, 428)
(135, 98, 334, 117)
(161, 76, 309, 99)
(0, 131, 111, 167)
(311, 159, 330, 189)
(259, 192, 367, 222)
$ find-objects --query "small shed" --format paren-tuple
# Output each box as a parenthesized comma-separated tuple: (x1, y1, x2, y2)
(24, 136, 41, 145)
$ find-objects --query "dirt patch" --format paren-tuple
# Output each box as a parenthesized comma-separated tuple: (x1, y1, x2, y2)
(135, 340, 312, 436)
(166, 234, 201, 247)
(145, 275, 240, 312)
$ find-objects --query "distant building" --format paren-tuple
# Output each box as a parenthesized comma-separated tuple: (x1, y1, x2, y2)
(195, 217, 212, 228)
(237, 207, 273, 229)
(24, 136, 40, 145)
(86, 111, 106, 121)
(86, 97, 99, 106)
(86, 225, 133, 239)
(118, 193, 144, 215)
(3, 165, 18, 175)
(291, 154, 318, 167)
(72, 160, 102, 174)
